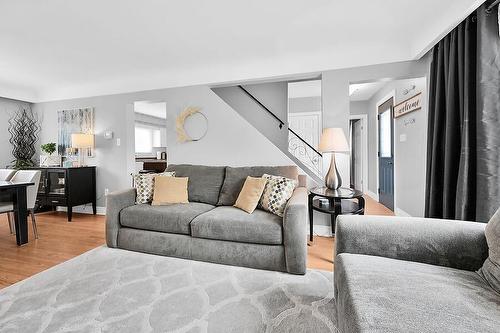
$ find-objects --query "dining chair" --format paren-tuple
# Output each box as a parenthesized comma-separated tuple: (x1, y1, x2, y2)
(0, 169, 16, 181)
(0, 170, 41, 239)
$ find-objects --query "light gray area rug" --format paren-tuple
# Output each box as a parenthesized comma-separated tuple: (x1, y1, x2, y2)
(0, 246, 337, 333)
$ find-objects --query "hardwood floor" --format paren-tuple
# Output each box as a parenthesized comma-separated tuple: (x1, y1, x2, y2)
(0, 195, 393, 289)
(307, 195, 394, 271)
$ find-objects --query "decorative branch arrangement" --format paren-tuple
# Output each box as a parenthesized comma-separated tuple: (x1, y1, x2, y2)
(8, 105, 40, 169)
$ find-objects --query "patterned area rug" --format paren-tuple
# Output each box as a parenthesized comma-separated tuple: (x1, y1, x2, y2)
(0, 247, 337, 332)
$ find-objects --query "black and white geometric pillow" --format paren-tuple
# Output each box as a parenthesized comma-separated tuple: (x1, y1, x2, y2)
(259, 174, 298, 217)
(133, 171, 175, 204)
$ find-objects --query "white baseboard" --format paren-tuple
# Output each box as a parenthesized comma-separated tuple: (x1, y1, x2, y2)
(309, 224, 333, 237)
(57, 205, 106, 215)
(365, 190, 379, 201)
(395, 208, 411, 217)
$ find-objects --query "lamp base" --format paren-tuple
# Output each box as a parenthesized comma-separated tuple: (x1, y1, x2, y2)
(325, 153, 342, 190)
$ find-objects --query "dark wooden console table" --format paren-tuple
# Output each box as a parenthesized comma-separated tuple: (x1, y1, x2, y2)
(308, 187, 365, 241)
(0, 181, 34, 245)
(31, 166, 96, 221)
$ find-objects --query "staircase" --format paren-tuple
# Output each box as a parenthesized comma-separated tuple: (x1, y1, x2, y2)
(212, 84, 324, 185)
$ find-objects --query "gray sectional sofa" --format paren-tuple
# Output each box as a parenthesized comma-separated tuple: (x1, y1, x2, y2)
(334, 215, 500, 333)
(106, 164, 308, 274)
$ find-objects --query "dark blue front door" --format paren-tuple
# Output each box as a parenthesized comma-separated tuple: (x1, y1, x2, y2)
(378, 98, 394, 211)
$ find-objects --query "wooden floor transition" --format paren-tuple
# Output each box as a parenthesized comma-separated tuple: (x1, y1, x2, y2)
(0, 195, 393, 289)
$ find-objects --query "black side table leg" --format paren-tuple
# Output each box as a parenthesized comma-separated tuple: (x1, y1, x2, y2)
(358, 196, 366, 215)
(308, 194, 314, 242)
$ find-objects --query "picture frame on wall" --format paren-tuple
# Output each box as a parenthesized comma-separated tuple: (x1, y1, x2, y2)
(394, 92, 422, 118)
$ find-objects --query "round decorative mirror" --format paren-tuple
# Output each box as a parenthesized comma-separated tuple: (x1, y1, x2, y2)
(175, 107, 208, 142)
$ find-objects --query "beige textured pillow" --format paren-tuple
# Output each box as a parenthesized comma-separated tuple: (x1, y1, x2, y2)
(133, 171, 175, 204)
(234, 176, 267, 214)
(478, 207, 500, 294)
(152, 176, 189, 205)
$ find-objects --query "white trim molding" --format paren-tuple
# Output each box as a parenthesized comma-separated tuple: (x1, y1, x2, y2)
(395, 207, 412, 217)
(365, 190, 379, 201)
(57, 206, 106, 215)
(309, 224, 333, 238)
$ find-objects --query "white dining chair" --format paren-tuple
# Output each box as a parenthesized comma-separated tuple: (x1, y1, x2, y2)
(0, 169, 16, 181)
(0, 170, 41, 239)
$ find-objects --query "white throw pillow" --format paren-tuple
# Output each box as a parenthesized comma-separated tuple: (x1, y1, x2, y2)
(133, 171, 175, 204)
(258, 174, 297, 217)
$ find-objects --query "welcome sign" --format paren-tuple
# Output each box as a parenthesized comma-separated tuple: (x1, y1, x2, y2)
(394, 92, 422, 118)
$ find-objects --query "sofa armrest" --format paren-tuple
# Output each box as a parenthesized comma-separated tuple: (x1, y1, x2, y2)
(335, 215, 488, 271)
(105, 188, 136, 247)
(283, 187, 308, 274)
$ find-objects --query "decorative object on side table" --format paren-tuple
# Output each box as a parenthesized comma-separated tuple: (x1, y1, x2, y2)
(71, 133, 94, 167)
(40, 142, 61, 167)
(308, 186, 364, 241)
(318, 127, 349, 189)
(8, 105, 40, 169)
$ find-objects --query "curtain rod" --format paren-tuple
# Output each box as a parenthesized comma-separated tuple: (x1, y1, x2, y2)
(486, 0, 500, 13)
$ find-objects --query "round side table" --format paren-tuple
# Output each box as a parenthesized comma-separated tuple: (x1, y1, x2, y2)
(308, 187, 365, 241)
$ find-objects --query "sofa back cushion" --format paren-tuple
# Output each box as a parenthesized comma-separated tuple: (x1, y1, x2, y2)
(217, 166, 298, 206)
(166, 164, 225, 205)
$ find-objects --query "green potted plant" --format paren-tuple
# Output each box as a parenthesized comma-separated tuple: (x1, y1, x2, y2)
(40, 142, 61, 167)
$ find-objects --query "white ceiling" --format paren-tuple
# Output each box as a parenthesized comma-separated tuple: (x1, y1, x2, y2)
(0, 0, 485, 102)
(349, 82, 388, 101)
(134, 101, 167, 119)
(288, 80, 321, 99)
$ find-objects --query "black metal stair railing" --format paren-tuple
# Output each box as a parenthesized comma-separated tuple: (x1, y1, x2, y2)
(237, 85, 323, 177)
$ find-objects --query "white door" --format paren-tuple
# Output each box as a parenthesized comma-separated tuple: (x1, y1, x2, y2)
(288, 112, 321, 173)
(352, 120, 363, 190)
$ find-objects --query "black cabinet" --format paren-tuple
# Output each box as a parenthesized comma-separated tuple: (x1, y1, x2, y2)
(33, 167, 96, 221)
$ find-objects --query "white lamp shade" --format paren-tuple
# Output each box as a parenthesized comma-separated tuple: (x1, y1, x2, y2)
(318, 128, 349, 153)
(71, 133, 94, 149)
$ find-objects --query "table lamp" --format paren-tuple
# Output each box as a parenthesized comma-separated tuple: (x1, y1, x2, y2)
(71, 133, 94, 167)
(318, 128, 349, 189)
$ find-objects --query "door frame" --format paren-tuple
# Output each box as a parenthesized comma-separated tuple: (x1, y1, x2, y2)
(349, 114, 368, 193)
(375, 90, 397, 210)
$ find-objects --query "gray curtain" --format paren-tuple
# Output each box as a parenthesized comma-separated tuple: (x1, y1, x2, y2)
(425, 2, 500, 222)
(476, 4, 500, 222)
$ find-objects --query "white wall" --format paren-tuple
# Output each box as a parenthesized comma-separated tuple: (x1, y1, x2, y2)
(349, 77, 428, 217)
(34, 85, 294, 207)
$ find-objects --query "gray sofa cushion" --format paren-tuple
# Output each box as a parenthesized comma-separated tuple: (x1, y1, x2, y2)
(479, 207, 500, 294)
(335, 253, 500, 333)
(120, 203, 214, 235)
(190, 206, 283, 245)
(166, 164, 226, 205)
(217, 166, 298, 206)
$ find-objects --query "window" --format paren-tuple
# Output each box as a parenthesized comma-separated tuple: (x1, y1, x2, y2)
(135, 123, 161, 153)
(379, 109, 392, 157)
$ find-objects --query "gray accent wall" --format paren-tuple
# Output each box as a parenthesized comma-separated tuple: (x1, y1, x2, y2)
(34, 85, 294, 207)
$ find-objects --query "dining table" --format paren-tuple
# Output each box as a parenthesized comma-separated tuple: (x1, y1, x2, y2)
(0, 180, 34, 246)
